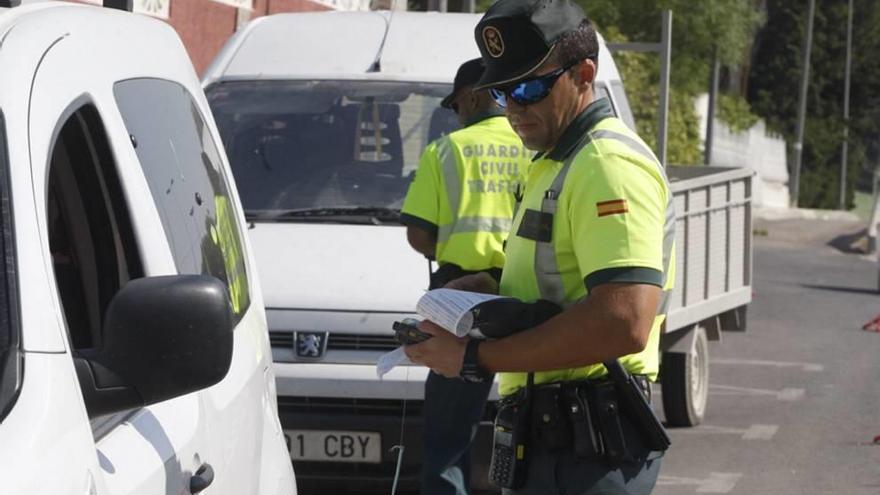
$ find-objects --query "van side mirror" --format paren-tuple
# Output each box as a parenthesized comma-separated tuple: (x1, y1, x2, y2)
(73, 275, 234, 418)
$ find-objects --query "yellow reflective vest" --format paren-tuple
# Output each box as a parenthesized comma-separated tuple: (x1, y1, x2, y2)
(401, 113, 533, 271)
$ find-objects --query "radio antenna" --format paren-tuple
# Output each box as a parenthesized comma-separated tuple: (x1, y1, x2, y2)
(367, 11, 394, 73)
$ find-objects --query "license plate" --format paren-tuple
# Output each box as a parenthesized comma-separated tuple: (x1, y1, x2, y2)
(285, 430, 382, 463)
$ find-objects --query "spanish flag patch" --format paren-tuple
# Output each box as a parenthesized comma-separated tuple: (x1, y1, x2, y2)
(596, 199, 629, 217)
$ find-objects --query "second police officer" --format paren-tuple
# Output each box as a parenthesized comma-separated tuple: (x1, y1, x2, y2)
(400, 58, 533, 495)
(405, 0, 676, 493)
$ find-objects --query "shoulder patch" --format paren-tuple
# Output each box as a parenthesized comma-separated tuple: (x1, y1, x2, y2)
(596, 199, 629, 217)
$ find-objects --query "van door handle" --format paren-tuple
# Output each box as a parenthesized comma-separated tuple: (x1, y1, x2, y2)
(190, 463, 215, 494)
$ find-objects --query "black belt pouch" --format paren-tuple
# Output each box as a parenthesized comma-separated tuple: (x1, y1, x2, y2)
(565, 384, 604, 460)
(531, 386, 571, 452)
(589, 382, 628, 462)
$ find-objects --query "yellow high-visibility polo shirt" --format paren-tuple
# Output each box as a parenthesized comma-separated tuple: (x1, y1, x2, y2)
(498, 98, 676, 396)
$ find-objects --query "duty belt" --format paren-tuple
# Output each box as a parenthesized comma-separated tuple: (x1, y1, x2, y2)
(429, 263, 502, 290)
(502, 375, 656, 462)
(502, 375, 652, 406)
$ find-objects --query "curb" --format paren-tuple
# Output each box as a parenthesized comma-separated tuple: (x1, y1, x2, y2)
(754, 207, 862, 223)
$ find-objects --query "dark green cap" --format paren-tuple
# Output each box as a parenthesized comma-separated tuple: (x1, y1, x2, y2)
(441, 58, 485, 109)
(474, 0, 586, 89)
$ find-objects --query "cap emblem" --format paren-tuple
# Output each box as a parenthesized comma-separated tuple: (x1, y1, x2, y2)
(482, 26, 505, 58)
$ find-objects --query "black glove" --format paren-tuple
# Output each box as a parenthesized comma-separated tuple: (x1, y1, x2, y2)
(470, 298, 562, 338)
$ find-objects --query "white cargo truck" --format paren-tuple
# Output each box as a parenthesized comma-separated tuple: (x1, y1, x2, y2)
(662, 166, 752, 426)
(204, 10, 752, 491)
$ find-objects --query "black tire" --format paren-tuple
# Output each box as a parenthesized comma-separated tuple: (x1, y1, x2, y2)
(661, 326, 709, 427)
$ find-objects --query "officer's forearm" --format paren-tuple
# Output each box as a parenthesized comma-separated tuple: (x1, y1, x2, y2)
(476, 283, 661, 372)
(405, 225, 436, 258)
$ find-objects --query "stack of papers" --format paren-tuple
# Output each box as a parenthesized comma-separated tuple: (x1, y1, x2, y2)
(376, 289, 513, 378)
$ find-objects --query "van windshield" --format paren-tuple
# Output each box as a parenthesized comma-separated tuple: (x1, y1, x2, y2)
(207, 80, 457, 223)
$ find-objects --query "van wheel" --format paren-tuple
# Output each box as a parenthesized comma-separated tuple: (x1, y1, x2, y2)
(661, 326, 709, 427)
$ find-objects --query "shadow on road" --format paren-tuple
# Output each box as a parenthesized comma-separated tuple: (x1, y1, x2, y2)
(827, 228, 869, 254)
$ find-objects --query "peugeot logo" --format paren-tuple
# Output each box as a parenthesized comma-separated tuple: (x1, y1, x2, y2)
(294, 331, 329, 359)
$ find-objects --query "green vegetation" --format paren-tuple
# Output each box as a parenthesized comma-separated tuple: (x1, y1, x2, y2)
(465, 0, 879, 206)
(609, 49, 702, 165)
(748, 0, 880, 209)
(585, 0, 764, 165)
(718, 94, 759, 134)
(470, 1, 764, 165)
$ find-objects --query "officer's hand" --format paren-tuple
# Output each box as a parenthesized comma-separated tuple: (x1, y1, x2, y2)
(403, 320, 467, 378)
(444, 272, 499, 294)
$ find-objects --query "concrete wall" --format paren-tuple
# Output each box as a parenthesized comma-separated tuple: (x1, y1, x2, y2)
(695, 94, 790, 209)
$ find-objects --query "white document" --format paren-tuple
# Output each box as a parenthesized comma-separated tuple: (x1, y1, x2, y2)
(416, 288, 513, 337)
(376, 347, 412, 378)
(376, 289, 514, 379)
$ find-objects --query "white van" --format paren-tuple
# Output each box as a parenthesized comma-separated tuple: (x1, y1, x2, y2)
(0, 2, 295, 494)
(204, 11, 636, 491)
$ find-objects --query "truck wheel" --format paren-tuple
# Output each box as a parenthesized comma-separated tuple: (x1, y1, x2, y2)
(661, 326, 709, 427)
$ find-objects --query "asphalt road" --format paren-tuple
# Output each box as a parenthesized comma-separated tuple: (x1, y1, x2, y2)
(653, 217, 880, 494)
(299, 216, 880, 495)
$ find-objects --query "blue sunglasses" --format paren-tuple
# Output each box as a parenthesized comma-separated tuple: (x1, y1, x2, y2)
(490, 60, 582, 107)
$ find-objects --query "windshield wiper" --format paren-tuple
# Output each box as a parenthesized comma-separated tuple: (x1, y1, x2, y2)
(246, 207, 401, 224)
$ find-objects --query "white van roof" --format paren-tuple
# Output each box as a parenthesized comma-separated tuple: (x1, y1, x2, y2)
(203, 11, 621, 87)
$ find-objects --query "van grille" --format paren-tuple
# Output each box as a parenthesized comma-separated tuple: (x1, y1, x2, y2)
(330, 334, 398, 351)
(270, 331, 397, 351)
(278, 396, 498, 421)
(278, 396, 424, 417)
(270, 332, 293, 347)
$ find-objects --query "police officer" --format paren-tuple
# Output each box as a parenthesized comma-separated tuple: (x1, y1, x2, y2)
(400, 57, 533, 495)
(405, 1, 675, 493)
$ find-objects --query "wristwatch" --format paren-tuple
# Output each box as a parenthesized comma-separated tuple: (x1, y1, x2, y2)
(460, 339, 492, 383)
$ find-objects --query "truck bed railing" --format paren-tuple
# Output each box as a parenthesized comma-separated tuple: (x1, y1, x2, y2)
(665, 166, 754, 332)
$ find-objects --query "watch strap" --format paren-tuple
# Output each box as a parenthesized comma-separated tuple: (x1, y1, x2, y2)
(460, 339, 492, 383)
